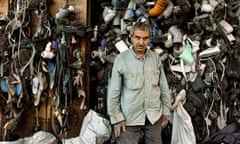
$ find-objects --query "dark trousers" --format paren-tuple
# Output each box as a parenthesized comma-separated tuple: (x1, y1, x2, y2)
(116, 118, 163, 144)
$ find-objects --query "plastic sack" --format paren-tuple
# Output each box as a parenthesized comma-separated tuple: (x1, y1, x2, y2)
(0, 139, 24, 144)
(63, 109, 112, 144)
(171, 102, 196, 144)
(24, 131, 57, 144)
(0, 131, 57, 144)
(63, 136, 85, 144)
(79, 109, 112, 144)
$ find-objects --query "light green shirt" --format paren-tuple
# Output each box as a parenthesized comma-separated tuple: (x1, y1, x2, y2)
(107, 48, 171, 125)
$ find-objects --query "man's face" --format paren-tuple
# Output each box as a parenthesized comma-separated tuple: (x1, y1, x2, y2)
(130, 29, 150, 54)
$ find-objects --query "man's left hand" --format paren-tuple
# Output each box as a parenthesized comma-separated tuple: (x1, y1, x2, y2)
(161, 115, 169, 128)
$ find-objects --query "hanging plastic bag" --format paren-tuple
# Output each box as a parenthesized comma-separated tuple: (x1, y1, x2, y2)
(179, 40, 194, 65)
(171, 102, 196, 144)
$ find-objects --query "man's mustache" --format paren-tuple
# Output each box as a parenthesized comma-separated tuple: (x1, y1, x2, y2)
(137, 45, 144, 48)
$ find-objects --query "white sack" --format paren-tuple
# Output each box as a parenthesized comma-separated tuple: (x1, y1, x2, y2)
(0, 139, 24, 144)
(62, 136, 85, 144)
(79, 109, 112, 144)
(0, 131, 57, 144)
(24, 131, 57, 144)
(59, 109, 112, 144)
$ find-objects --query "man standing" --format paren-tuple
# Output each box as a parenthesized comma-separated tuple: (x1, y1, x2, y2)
(107, 22, 171, 144)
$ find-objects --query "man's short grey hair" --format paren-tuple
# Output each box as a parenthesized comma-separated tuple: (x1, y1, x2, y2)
(129, 22, 152, 37)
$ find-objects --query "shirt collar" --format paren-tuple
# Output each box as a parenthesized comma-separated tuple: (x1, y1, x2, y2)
(129, 46, 150, 60)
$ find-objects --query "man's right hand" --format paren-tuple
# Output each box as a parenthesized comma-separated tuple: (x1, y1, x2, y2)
(113, 121, 126, 137)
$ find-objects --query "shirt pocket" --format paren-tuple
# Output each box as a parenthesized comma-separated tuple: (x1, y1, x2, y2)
(152, 70, 160, 86)
(125, 72, 143, 90)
